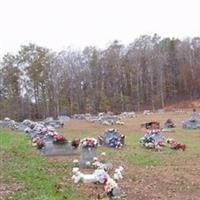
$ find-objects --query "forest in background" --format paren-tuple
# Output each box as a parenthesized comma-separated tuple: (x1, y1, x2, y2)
(1, 34, 200, 120)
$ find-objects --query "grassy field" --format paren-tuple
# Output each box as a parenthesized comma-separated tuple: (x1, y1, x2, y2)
(1, 111, 200, 199)
(60, 111, 200, 166)
(0, 129, 84, 200)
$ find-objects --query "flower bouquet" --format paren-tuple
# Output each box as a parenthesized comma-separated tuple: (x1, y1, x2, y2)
(167, 138, 186, 151)
(53, 134, 67, 144)
(36, 139, 45, 149)
(108, 136, 122, 148)
(80, 138, 98, 149)
(71, 138, 80, 149)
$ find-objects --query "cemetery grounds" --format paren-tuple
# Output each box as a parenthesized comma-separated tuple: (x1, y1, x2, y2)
(1, 111, 200, 200)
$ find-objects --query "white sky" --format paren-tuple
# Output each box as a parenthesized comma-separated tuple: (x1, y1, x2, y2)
(0, 0, 200, 57)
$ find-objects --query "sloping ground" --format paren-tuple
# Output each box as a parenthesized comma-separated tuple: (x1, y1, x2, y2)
(1, 111, 200, 200)
(0, 129, 85, 200)
(57, 111, 200, 200)
(165, 99, 200, 110)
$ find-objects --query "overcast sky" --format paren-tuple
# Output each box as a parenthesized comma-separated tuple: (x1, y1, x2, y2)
(0, 0, 200, 57)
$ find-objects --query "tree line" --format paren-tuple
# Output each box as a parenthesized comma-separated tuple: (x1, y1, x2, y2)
(1, 34, 200, 120)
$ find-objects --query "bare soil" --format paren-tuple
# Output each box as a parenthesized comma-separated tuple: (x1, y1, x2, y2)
(0, 183, 23, 200)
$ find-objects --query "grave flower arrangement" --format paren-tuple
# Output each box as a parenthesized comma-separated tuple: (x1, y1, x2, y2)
(32, 137, 45, 149)
(108, 135, 123, 148)
(71, 138, 80, 149)
(99, 129, 125, 148)
(53, 134, 67, 144)
(36, 138, 45, 149)
(104, 177, 119, 197)
(140, 121, 165, 150)
(166, 138, 186, 151)
(80, 138, 98, 148)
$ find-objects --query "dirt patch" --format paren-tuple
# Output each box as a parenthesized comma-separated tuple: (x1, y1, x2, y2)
(0, 183, 23, 200)
(126, 165, 200, 200)
(48, 151, 200, 200)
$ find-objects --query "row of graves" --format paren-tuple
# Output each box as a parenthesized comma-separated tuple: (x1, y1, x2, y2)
(94, 112, 136, 125)
(72, 111, 136, 126)
(140, 120, 186, 151)
(0, 117, 126, 199)
(140, 109, 200, 152)
(34, 129, 126, 199)
(0, 116, 68, 131)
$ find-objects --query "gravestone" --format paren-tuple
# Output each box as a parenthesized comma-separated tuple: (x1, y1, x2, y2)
(152, 132, 164, 144)
(164, 119, 175, 128)
(0, 120, 15, 128)
(43, 134, 54, 142)
(44, 120, 64, 128)
(99, 116, 119, 125)
(30, 131, 45, 139)
(182, 109, 200, 129)
(100, 129, 125, 148)
(17, 124, 29, 132)
(80, 147, 97, 166)
(58, 115, 70, 123)
(112, 187, 123, 198)
(182, 119, 200, 129)
(41, 141, 74, 156)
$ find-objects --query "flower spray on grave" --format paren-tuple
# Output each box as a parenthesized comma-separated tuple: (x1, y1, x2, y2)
(140, 121, 165, 151)
(53, 134, 67, 144)
(98, 129, 125, 149)
(80, 137, 98, 149)
(166, 138, 186, 151)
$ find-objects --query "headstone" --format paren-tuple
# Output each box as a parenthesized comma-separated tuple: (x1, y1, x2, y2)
(41, 141, 74, 156)
(99, 116, 119, 125)
(120, 112, 136, 118)
(112, 187, 123, 197)
(191, 109, 197, 120)
(17, 124, 29, 132)
(30, 131, 43, 139)
(100, 129, 125, 148)
(152, 133, 164, 144)
(80, 147, 97, 166)
(44, 120, 64, 128)
(43, 134, 54, 142)
(164, 119, 175, 128)
(182, 119, 200, 129)
(58, 115, 70, 123)
(183, 110, 200, 129)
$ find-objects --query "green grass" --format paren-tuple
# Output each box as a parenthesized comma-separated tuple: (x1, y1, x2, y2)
(1, 115, 200, 199)
(125, 130, 199, 166)
(94, 128, 200, 167)
(0, 129, 85, 200)
(123, 151, 162, 166)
